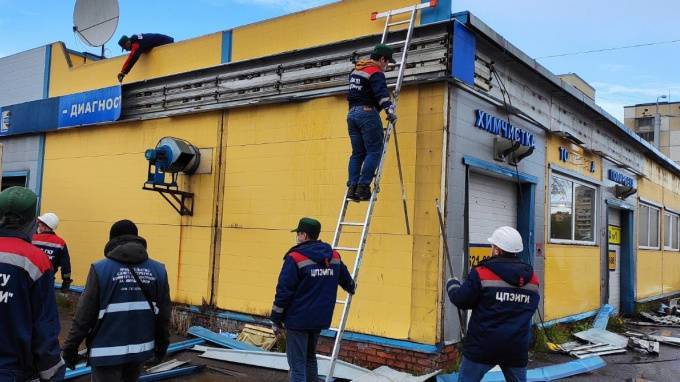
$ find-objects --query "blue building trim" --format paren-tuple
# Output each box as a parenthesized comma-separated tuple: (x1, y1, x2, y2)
(420, 0, 451, 25)
(518, 183, 536, 264)
(606, 198, 635, 211)
(539, 309, 598, 328)
(36, 44, 52, 211)
(451, 20, 475, 86)
(620, 209, 636, 314)
(221, 30, 232, 64)
(188, 306, 440, 354)
(3, 170, 29, 178)
(462, 156, 538, 184)
(43, 45, 52, 99)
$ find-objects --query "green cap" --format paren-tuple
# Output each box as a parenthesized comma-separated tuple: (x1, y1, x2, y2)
(371, 44, 396, 63)
(118, 35, 130, 50)
(0, 186, 37, 224)
(291, 217, 321, 236)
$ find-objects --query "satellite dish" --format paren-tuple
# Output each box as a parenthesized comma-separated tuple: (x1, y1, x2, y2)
(73, 0, 120, 47)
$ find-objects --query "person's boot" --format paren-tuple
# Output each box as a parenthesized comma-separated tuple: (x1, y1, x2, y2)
(355, 184, 371, 201)
(347, 185, 357, 201)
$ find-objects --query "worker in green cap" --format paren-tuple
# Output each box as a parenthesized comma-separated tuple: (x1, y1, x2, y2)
(117, 33, 174, 82)
(346, 43, 397, 201)
(0, 187, 65, 380)
(271, 217, 355, 382)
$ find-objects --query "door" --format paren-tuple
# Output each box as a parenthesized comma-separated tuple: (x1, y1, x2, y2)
(468, 172, 517, 266)
(607, 208, 622, 311)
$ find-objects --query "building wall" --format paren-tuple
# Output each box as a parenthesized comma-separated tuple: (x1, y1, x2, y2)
(216, 83, 446, 343)
(48, 33, 223, 97)
(0, 46, 49, 196)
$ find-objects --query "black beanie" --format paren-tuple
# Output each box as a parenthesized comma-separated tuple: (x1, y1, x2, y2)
(109, 219, 138, 239)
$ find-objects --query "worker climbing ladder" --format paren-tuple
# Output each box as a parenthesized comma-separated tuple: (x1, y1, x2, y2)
(325, 2, 438, 381)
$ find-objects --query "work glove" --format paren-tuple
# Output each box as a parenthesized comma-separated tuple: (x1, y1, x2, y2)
(117, 72, 126, 83)
(386, 104, 397, 123)
(348, 281, 357, 295)
(60, 279, 72, 291)
(272, 322, 285, 338)
(62, 348, 78, 370)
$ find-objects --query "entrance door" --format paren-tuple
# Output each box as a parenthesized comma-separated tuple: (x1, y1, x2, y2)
(607, 208, 622, 312)
(468, 172, 517, 266)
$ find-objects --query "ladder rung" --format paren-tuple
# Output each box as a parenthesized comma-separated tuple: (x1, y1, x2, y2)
(336, 299, 348, 305)
(387, 20, 411, 27)
(334, 246, 360, 252)
(329, 327, 339, 333)
(386, 40, 407, 47)
(339, 221, 364, 226)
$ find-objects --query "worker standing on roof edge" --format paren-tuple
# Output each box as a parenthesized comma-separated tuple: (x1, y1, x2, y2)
(271, 217, 356, 382)
(62, 219, 171, 382)
(447, 226, 540, 382)
(32, 212, 73, 292)
(0, 187, 65, 381)
(117, 33, 174, 83)
(346, 44, 397, 202)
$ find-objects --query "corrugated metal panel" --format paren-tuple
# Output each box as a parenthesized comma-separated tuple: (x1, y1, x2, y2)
(468, 172, 517, 244)
(0, 47, 47, 107)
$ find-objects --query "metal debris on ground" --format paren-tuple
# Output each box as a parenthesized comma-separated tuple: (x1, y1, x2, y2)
(236, 324, 277, 351)
(138, 365, 204, 381)
(436, 356, 606, 382)
(145, 359, 187, 373)
(205, 365, 248, 377)
(351, 366, 440, 382)
(572, 328, 629, 348)
(625, 331, 680, 347)
(592, 304, 615, 330)
(197, 347, 369, 380)
(640, 312, 680, 326)
(627, 337, 659, 355)
(188, 326, 262, 351)
(568, 343, 627, 359)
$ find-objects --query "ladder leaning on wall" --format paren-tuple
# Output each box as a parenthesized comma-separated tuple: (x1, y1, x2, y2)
(324, 2, 438, 381)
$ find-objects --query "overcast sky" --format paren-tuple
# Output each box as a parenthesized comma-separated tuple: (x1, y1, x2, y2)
(0, 0, 678, 121)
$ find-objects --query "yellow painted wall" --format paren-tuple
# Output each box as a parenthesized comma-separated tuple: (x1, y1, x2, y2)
(546, 135, 601, 180)
(637, 250, 663, 299)
(231, 0, 422, 61)
(40, 112, 220, 305)
(49, 33, 222, 97)
(216, 84, 445, 343)
(543, 244, 600, 320)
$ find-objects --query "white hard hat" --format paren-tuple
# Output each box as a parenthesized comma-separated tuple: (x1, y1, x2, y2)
(37, 212, 59, 230)
(487, 226, 523, 253)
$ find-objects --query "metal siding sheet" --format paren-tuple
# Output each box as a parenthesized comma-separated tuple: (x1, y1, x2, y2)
(451, 21, 475, 86)
(0, 46, 47, 107)
(468, 172, 517, 244)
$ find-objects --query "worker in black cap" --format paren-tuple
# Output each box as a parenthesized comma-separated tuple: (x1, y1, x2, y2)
(0, 186, 65, 381)
(271, 217, 355, 382)
(346, 43, 397, 201)
(117, 33, 174, 82)
(63, 219, 171, 382)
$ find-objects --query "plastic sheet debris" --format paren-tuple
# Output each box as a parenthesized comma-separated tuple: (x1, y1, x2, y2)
(352, 366, 440, 382)
(188, 326, 262, 351)
(436, 356, 606, 382)
(145, 359, 187, 373)
(572, 328, 629, 348)
(198, 347, 369, 380)
(592, 304, 615, 330)
(236, 324, 277, 351)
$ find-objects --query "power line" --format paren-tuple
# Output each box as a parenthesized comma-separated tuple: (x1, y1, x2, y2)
(536, 38, 680, 59)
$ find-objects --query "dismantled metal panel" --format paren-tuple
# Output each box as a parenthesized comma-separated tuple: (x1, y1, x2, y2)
(145, 360, 187, 373)
(627, 337, 660, 355)
(573, 328, 629, 348)
(121, 22, 450, 121)
(641, 312, 680, 325)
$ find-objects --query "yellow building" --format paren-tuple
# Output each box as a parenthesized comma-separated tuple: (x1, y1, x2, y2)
(624, 100, 680, 162)
(3, 0, 680, 372)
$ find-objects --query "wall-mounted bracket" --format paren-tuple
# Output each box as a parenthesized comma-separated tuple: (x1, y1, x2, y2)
(142, 183, 194, 216)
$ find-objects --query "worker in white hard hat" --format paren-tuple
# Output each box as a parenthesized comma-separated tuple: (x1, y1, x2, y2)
(447, 226, 540, 382)
(32, 212, 73, 291)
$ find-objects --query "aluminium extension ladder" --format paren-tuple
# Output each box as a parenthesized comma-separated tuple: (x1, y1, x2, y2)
(324, 2, 438, 381)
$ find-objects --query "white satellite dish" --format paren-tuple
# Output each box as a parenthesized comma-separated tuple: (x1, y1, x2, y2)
(73, 0, 120, 48)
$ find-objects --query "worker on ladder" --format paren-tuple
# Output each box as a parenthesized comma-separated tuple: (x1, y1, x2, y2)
(117, 33, 174, 83)
(346, 44, 398, 201)
(32, 212, 73, 292)
(270, 217, 355, 382)
(447, 227, 540, 382)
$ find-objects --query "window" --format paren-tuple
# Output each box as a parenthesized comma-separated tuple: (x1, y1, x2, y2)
(550, 174, 596, 243)
(664, 211, 680, 251)
(639, 203, 660, 249)
(1, 175, 27, 191)
(636, 117, 654, 130)
(638, 131, 654, 143)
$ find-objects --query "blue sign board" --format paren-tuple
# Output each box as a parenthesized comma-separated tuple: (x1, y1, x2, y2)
(608, 169, 635, 188)
(474, 109, 535, 148)
(58, 86, 122, 128)
(0, 98, 59, 137)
